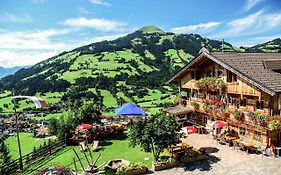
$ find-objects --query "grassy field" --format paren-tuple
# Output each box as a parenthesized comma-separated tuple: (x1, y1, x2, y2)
(24, 133, 154, 175)
(31, 112, 64, 121)
(5, 133, 55, 159)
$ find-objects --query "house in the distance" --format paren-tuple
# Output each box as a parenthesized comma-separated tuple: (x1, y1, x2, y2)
(168, 47, 281, 147)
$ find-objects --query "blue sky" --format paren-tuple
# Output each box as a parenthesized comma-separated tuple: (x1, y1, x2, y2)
(0, 0, 281, 68)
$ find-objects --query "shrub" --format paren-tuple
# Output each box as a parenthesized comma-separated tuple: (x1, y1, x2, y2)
(116, 162, 147, 174)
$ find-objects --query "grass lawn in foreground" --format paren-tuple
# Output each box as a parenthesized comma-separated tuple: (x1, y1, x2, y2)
(24, 133, 154, 175)
(5, 132, 56, 159)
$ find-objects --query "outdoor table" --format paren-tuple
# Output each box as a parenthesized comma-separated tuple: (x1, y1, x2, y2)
(196, 126, 205, 134)
(225, 136, 238, 145)
(240, 141, 255, 154)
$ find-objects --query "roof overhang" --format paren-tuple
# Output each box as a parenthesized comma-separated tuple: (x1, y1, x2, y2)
(167, 51, 276, 96)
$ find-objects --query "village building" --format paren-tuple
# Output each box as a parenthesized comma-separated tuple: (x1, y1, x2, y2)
(168, 48, 281, 149)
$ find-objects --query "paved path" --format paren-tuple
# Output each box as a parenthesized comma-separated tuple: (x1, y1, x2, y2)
(153, 134, 281, 175)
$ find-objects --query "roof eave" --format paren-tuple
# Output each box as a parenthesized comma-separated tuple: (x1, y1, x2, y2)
(166, 52, 207, 84)
(207, 53, 276, 96)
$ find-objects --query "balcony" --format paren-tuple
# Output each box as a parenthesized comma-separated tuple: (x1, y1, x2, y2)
(226, 82, 261, 96)
(181, 79, 198, 89)
(185, 97, 270, 116)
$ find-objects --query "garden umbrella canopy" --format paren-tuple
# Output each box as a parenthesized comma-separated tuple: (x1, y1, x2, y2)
(182, 126, 197, 134)
(115, 102, 146, 116)
(76, 124, 92, 130)
(211, 120, 227, 128)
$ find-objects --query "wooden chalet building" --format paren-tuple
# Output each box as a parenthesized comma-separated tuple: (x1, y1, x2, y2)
(168, 48, 281, 147)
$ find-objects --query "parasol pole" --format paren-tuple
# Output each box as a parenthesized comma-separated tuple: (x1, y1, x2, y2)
(13, 91, 23, 171)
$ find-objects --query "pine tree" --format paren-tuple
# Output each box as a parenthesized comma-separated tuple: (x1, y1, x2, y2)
(0, 140, 17, 174)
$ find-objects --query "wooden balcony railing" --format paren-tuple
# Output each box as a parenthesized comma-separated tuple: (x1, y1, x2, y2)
(186, 98, 270, 116)
(226, 82, 261, 96)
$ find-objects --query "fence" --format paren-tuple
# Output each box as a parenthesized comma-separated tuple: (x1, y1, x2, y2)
(1, 140, 66, 173)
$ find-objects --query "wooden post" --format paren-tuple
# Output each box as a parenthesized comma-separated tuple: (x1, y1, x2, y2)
(72, 149, 85, 171)
(93, 154, 101, 166)
(12, 93, 23, 171)
(82, 149, 91, 167)
(86, 144, 93, 164)
(73, 158, 78, 175)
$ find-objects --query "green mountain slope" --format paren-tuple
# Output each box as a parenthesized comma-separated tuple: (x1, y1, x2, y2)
(247, 38, 281, 53)
(0, 26, 246, 113)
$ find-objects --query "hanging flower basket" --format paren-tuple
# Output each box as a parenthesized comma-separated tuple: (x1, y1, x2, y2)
(196, 77, 226, 92)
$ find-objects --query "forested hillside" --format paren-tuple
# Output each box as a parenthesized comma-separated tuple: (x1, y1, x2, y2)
(1, 26, 277, 113)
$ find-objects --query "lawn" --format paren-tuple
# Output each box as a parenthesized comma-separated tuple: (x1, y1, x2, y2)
(5, 133, 55, 159)
(24, 133, 154, 175)
(31, 112, 64, 121)
(100, 89, 118, 108)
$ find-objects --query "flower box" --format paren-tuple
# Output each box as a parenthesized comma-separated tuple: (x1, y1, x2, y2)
(117, 168, 148, 175)
(152, 162, 179, 171)
(180, 155, 207, 164)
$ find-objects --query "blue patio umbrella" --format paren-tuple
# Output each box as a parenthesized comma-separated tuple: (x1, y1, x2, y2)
(115, 102, 146, 116)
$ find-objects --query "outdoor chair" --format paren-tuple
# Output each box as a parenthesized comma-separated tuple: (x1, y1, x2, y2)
(92, 140, 99, 151)
(238, 142, 246, 152)
(232, 140, 239, 151)
(257, 145, 268, 156)
(219, 137, 227, 145)
(79, 141, 87, 152)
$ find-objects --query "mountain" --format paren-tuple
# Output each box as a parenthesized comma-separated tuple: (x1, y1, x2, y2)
(0, 66, 26, 78)
(249, 38, 281, 53)
(239, 38, 281, 53)
(0, 26, 271, 113)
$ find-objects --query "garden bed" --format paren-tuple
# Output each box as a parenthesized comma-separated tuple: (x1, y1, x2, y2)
(180, 154, 207, 164)
(117, 167, 148, 175)
(152, 162, 179, 171)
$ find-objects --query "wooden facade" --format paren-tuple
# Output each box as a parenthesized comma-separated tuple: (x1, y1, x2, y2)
(168, 49, 281, 146)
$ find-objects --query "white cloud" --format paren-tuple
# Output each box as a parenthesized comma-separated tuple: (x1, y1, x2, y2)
(244, 0, 262, 12)
(77, 7, 91, 14)
(30, 0, 47, 3)
(0, 29, 70, 50)
(171, 22, 220, 34)
(89, 0, 110, 6)
(61, 17, 126, 32)
(211, 10, 281, 38)
(0, 50, 59, 68)
(0, 11, 33, 23)
(0, 28, 126, 68)
(87, 33, 127, 43)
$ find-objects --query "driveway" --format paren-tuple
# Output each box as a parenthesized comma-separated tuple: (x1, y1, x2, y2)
(153, 134, 281, 175)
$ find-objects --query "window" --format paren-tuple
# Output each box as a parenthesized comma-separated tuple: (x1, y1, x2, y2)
(227, 70, 237, 82)
(217, 70, 223, 78)
(254, 131, 261, 141)
(240, 99, 246, 107)
(207, 70, 212, 77)
(239, 127, 246, 136)
(256, 101, 264, 109)
(191, 71, 195, 79)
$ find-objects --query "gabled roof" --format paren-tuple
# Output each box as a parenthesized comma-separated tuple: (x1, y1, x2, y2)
(168, 50, 281, 96)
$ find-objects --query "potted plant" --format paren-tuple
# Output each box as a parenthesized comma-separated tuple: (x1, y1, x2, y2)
(116, 162, 148, 175)
(268, 119, 281, 130)
(180, 148, 207, 164)
(257, 114, 268, 127)
(234, 109, 244, 122)
(196, 77, 226, 92)
(191, 101, 199, 110)
(152, 156, 178, 171)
